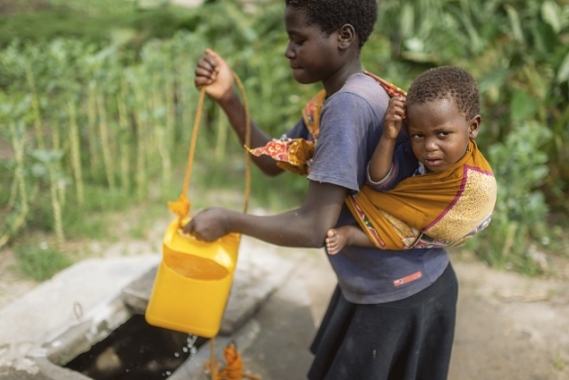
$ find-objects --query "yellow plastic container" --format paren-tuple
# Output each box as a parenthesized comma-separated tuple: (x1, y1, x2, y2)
(145, 218, 240, 337)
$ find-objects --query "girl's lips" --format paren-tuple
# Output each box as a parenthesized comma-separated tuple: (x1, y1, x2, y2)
(289, 61, 302, 70)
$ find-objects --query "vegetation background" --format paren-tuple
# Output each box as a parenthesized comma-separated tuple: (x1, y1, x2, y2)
(0, 0, 568, 282)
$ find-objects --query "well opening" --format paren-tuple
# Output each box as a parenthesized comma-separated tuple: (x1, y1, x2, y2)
(63, 314, 207, 380)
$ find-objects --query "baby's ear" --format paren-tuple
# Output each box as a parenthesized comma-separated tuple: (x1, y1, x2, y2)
(468, 115, 481, 139)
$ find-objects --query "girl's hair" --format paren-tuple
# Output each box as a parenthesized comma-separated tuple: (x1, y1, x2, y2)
(285, 0, 377, 49)
(406, 66, 480, 120)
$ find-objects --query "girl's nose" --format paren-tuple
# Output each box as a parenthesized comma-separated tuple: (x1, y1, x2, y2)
(284, 42, 295, 59)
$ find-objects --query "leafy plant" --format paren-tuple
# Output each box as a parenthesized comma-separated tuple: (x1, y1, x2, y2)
(12, 240, 72, 281)
(475, 121, 551, 273)
(0, 0, 568, 276)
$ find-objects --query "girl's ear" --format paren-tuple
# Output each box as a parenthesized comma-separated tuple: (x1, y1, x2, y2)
(338, 24, 356, 50)
(468, 115, 481, 139)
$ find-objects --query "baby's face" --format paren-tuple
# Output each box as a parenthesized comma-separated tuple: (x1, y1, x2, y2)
(406, 98, 480, 173)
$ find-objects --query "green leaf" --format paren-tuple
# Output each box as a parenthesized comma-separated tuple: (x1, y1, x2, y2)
(478, 67, 509, 102)
(541, 1, 561, 33)
(556, 51, 569, 83)
(400, 4, 415, 39)
(504, 4, 524, 43)
(31, 163, 48, 178)
(404, 37, 424, 52)
(522, 64, 548, 100)
(30, 149, 64, 164)
(510, 90, 537, 122)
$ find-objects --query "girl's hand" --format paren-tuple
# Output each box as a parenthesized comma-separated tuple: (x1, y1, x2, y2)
(194, 49, 235, 102)
(383, 96, 406, 140)
(182, 207, 231, 242)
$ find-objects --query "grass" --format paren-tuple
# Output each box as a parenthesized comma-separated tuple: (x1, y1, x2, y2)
(553, 347, 567, 371)
(11, 239, 72, 281)
(0, 0, 202, 49)
(3, 151, 281, 281)
(3, 136, 305, 282)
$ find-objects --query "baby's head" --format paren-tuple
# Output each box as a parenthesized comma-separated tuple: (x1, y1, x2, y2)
(406, 66, 480, 121)
(405, 66, 481, 173)
(284, 0, 377, 49)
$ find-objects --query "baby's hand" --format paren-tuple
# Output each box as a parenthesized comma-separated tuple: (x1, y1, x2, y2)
(383, 96, 406, 140)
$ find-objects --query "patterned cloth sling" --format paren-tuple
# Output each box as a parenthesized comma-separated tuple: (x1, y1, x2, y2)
(247, 71, 405, 176)
(248, 72, 497, 250)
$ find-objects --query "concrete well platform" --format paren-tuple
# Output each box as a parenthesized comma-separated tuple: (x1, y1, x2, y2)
(0, 237, 336, 380)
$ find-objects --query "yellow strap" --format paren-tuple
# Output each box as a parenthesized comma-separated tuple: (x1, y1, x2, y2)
(173, 72, 255, 379)
(235, 72, 252, 215)
(171, 71, 251, 223)
(182, 88, 206, 199)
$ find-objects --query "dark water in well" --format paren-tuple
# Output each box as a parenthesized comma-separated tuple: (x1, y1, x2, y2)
(64, 315, 207, 380)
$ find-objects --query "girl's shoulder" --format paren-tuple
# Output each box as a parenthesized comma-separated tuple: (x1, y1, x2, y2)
(327, 73, 389, 113)
(324, 74, 390, 119)
(341, 73, 390, 99)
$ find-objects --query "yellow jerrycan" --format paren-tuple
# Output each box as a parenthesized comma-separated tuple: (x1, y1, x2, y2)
(145, 218, 241, 337)
(145, 78, 251, 338)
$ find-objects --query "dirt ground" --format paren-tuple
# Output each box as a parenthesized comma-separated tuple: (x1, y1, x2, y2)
(1, 223, 568, 380)
(449, 254, 569, 380)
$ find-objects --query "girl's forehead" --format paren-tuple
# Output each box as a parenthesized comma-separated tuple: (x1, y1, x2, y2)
(285, 6, 310, 25)
(285, 6, 325, 32)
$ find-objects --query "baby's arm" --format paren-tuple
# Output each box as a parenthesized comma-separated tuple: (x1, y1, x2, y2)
(368, 97, 405, 183)
(326, 225, 375, 255)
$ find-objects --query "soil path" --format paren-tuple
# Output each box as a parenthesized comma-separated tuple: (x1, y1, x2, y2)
(450, 258, 569, 379)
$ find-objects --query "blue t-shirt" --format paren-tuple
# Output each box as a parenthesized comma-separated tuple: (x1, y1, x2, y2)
(286, 73, 450, 304)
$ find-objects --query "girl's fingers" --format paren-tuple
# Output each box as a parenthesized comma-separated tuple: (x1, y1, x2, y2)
(205, 48, 223, 63)
(202, 55, 216, 70)
(204, 48, 217, 58)
(194, 77, 214, 88)
(182, 219, 193, 235)
(195, 66, 214, 78)
(196, 57, 215, 73)
(195, 66, 218, 87)
(204, 49, 222, 69)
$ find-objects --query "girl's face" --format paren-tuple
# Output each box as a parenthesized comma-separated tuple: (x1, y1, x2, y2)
(406, 98, 480, 173)
(284, 7, 342, 85)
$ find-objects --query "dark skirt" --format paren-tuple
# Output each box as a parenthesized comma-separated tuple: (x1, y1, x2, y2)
(308, 263, 458, 380)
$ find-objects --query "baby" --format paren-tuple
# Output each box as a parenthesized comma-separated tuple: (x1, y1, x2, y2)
(327, 66, 497, 253)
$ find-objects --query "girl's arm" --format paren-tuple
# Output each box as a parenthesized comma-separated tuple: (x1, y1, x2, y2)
(184, 180, 347, 248)
(195, 49, 283, 176)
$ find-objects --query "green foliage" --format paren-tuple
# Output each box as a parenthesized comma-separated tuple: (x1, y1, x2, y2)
(61, 186, 133, 240)
(0, 3, 200, 49)
(12, 240, 73, 281)
(373, 0, 568, 274)
(472, 121, 551, 273)
(0, 0, 568, 276)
